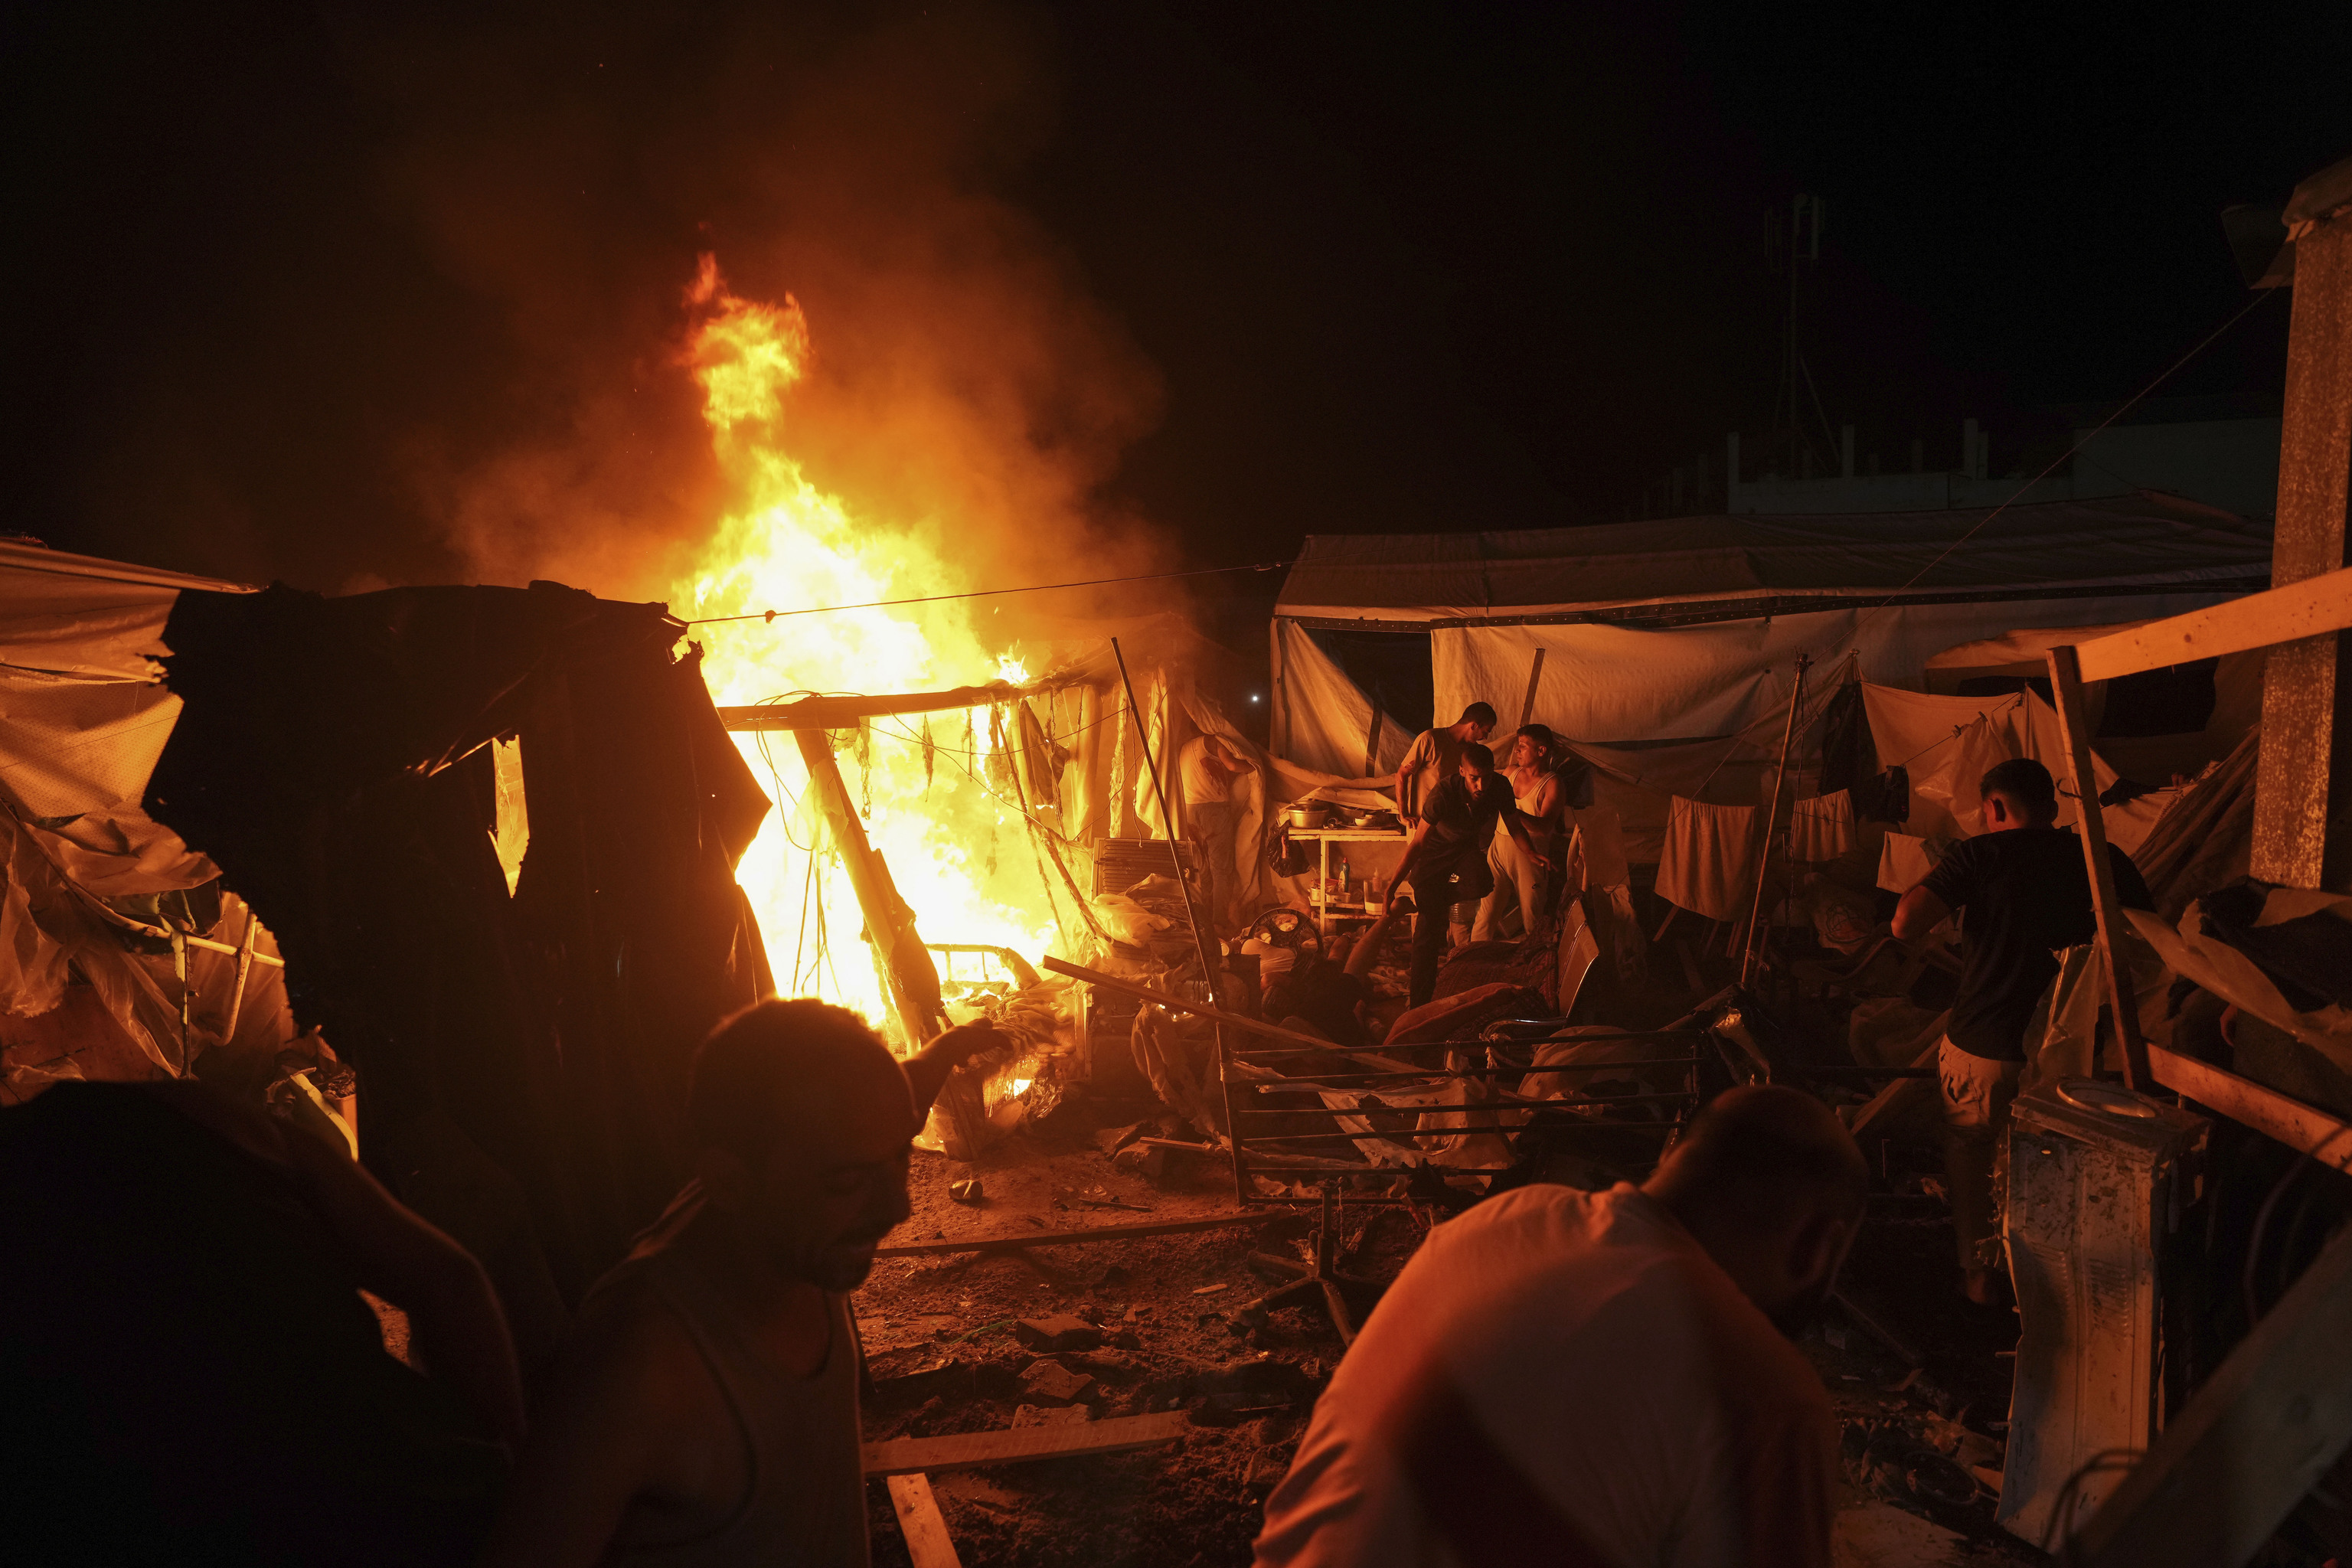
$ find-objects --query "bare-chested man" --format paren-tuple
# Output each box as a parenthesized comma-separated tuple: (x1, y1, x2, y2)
(480, 1001, 1004, 1568)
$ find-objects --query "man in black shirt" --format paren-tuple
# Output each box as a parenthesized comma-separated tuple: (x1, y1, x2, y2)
(1385, 743, 1550, 1008)
(1893, 756, 2153, 1303)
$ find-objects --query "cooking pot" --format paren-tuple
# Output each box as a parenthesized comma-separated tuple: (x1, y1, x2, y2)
(1284, 804, 1330, 830)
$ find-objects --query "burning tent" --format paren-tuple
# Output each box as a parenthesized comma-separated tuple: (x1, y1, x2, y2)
(0, 547, 778, 1361)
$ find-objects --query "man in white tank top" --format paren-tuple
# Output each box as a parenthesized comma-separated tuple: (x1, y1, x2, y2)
(480, 1001, 1004, 1568)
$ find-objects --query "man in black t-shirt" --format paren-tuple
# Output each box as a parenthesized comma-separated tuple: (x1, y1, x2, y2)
(1892, 756, 2152, 1303)
(1385, 743, 1550, 1007)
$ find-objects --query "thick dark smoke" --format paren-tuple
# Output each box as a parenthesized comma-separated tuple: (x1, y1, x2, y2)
(2, 2, 1167, 606)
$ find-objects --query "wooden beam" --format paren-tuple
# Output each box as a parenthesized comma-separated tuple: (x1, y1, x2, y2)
(2046, 645, 2155, 1090)
(1846, 1038, 1942, 1145)
(871, 1210, 1285, 1257)
(862, 1411, 1194, 1477)
(885, 1475, 963, 1568)
(2069, 1220, 2352, 1567)
(2073, 564, 2352, 684)
(2148, 1044, 2352, 1174)
(793, 729, 985, 1158)
(719, 681, 1052, 731)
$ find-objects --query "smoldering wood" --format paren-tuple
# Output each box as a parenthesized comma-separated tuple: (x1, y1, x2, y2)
(716, 679, 1071, 730)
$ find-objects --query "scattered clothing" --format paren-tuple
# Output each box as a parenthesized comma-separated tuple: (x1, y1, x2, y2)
(1253, 1184, 1837, 1568)
(1788, 789, 1855, 864)
(1919, 827, 2153, 1063)
(1655, 797, 1765, 924)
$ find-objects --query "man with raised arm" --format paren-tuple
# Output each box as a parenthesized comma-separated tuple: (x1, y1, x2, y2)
(479, 1002, 1003, 1568)
(1253, 1086, 1867, 1568)
(2, 1079, 524, 1567)
(1384, 742, 1547, 1008)
(1393, 702, 1496, 825)
(1892, 756, 2153, 1304)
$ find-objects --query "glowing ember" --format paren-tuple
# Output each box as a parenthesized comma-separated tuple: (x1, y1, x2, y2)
(674, 256, 1060, 1040)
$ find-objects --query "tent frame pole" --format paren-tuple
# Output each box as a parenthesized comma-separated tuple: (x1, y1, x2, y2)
(2043, 645, 2153, 1091)
(1738, 654, 1809, 990)
(1110, 638, 1247, 1206)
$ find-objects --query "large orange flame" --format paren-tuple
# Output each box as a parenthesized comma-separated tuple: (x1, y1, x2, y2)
(674, 255, 1059, 1036)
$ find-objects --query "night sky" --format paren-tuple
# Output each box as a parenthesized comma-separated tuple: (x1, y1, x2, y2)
(4, 2, 2345, 602)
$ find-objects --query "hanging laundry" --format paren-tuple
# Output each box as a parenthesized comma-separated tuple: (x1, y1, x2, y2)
(1877, 832, 1940, 895)
(1655, 797, 1766, 923)
(1788, 789, 1856, 864)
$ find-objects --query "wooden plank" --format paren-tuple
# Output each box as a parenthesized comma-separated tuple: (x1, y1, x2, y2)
(718, 680, 1054, 730)
(2073, 562, 2352, 684)
(2069, 1220, 2352, 1567)
(1846, 1038, 1942, 1145)
(2148, 1045, 2352, 1174)
(885, 1475, 963, 1568)
(2046, 645, 2155, 1090)
(871, 1210, 1285, 1257)
(863, 1411, 1194, 1477)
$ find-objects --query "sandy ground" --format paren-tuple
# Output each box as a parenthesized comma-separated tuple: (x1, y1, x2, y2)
(848, 1085, 2047, 1568)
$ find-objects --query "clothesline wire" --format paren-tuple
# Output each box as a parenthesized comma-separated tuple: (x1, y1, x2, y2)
(733, 686, 1119, 754)
(1841, 286, 2281, 642)
(682, 559, 1292, 624)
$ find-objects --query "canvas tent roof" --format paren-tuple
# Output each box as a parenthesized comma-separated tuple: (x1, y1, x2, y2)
(0, 538, 253, 893)
(1276, 493, 2272, 627)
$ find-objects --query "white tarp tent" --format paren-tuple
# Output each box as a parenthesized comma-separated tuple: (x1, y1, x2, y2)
(1272, 493, 2270, 754)
(0, 538, 250, 893)
(0, 540, 283, 1094)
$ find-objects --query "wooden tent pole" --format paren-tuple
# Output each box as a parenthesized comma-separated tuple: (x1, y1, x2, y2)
(1110, 639, 1247, 1204)
(1517, 647, 1547, 727)
(792, 728, 986, 1156)
(2045, 645, 2154, 1091)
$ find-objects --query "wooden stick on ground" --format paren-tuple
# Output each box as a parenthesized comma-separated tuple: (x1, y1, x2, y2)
(871, 1210, 1288, 1258)
(863, 1411, 1194, 1477)
(885, 1475, 963, 1568)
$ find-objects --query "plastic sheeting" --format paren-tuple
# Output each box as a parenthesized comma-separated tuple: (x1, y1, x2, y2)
(1276, 495, 2271, 622)
(0, 540, 248, 895)
(1429, 591, 2250, 749)
(1269, 619, 1411, 780)
(1857, 685, 2168, 854)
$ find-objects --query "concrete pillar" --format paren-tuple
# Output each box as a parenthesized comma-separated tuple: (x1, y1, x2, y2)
(2252, 210, 2352, 890)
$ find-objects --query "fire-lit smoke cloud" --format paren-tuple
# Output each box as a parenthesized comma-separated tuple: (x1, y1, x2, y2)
(359, 2, 1169, 613)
